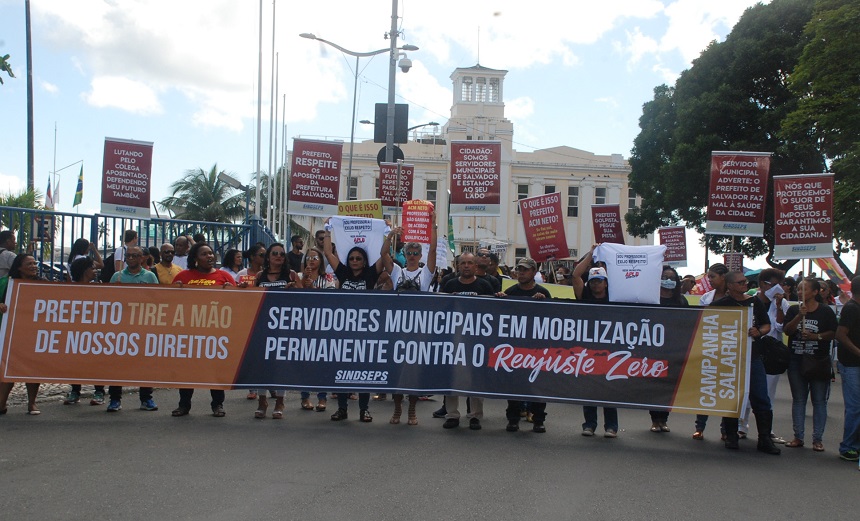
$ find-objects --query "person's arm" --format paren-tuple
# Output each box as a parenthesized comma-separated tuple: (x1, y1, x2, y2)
(379, 227, 398, 274)
(322, 219, 340, 271)
(426, 211, 438, 274)
(571, 244, 596, 300)
(89, 242, 105, 270)
(783, 305, 804, 336)
(836, 325, 860, 360)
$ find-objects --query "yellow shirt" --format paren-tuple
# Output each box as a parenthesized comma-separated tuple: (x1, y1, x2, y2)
(154, 263, 182, 285)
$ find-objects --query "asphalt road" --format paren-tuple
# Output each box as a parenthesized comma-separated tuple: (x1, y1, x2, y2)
(0, 382, 857, 521)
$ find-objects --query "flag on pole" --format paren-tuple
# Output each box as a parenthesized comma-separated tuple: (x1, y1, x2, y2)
(45, 177, 54, 209)
(73, 165, 83, 206)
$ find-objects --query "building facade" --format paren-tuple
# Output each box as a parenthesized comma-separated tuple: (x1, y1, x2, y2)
(293, 64, 651, 268)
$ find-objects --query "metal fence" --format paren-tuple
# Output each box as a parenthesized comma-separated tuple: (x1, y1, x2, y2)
(0, 206, 277, 281)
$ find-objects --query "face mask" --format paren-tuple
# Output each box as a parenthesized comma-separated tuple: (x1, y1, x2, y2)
(660, 279, 677, 290)
(556, 272, 565, 279)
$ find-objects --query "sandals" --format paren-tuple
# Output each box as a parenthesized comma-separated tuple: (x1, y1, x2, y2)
(27, 405, 41, 415)
(786, 439, 804, 448)
(255, 397, 268, 419)
(246, 391, 258, 400)
(171, 407, 190, 417)
(660, 423, 671, 433)
(812, 442, 824, 452)
(692, 431, 704, 441)
(360, 409, 373, 423)
(315, 399, 327, 412)
(373, 394, 387, 401)
(407, 405, 418, 426)
(651, 422, 660, 433)
(301, 399, 314, 411)
(272, 397, 285, 419)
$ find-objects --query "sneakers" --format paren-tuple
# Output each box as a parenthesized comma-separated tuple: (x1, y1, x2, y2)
(771, 434, 786, 444)
(211, 404, 226, 417)
(63, 391, 80, 405)
(442, 418, 460, 429)
(469, 418, 482, 431)
(604, 429, 618, 438)
(582, 427, 595, 437)
(140, 399, 158, 411)
(90, 391, 105, 406)
(533, 422, 546, 434)
(839, 450, 859, 461)
(432, 407, 447, 418)
(506, 421, 519, 432)
(106, 399, 122, 412)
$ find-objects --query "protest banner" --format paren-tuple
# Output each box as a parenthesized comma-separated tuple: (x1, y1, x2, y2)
(659, 226, 687, 267)
(379, 162, 414, 213)
(1, 281, 750, 416)
(592, 204, 625, 244)
(773, 174, 833, 259)
(402, 200, 435, 244)
(288, 139, 343, 217)
(100, 137, 154, 217)
(338, 199, 383, 219)
(519, 192, 568, 262)
(706, 151, 771, 236)
(449, 141, 501, 216)
(814, 258, 850, 292)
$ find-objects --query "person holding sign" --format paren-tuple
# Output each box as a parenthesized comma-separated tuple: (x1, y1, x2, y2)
(711, 271, 780, 455)
(572, 245, 618, 438)
(783, 278, 838, 452)
(0, 254, 43, 415)
(323, 219, 395, 422)
(170, 243, 237, 418)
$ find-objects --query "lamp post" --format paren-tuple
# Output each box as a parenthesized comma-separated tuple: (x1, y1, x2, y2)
(218, 172, 254, 225)
(299, 32, 417, 198)
(360, 120, 439, 140)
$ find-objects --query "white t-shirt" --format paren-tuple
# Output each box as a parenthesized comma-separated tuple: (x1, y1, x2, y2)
(593, 243, 666, 305)
(330, 216, 389, 267)
(396, 264, 433, 292)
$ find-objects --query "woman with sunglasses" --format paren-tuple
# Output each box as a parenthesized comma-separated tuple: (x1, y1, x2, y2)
(170, 243, 237, 418)
(322, 220, 395, 422)
(250, 243, 298, 419)
(0, 254, 44, 415)
(297, 246, 337, 412)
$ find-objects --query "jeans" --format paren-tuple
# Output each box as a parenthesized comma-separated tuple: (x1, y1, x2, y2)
(583, 406, 618, 431)
(301, 391, 327, 401)
(178, 389, 225, 410)
(787, 354, 830, 442)
(838, 363, 860, 454)
(109, 386, 153, 402)
(337, 392, 369, 411)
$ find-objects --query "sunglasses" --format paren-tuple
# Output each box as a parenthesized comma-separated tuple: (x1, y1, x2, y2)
(476, 252, 489, 257)
(161, 250, 175, 255)
(348, 256, 365, 262)
(306, 255, 320, 261)
(127, 253, 142, 258)
(405, 251, 421, 256)
(270, 251, 286, 257)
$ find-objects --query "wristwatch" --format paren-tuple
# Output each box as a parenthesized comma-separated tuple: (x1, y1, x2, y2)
(817, 333, 822, 341)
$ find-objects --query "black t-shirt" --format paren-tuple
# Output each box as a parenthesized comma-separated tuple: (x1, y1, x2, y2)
(505, 284, 551, 299)
(838, 300, 860, 367)
(480, 274, 502, 293)
(785, 303, 838, 356)
(287, 251, 303, 274)
(442, 277, 494, 296)
(335, 262, 379, 291)
(661, 295, 689, 307)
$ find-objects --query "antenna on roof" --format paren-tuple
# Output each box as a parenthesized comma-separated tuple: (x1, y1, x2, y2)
(477, 26, 480, 65)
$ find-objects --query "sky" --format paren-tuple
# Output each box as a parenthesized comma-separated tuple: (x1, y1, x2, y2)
(1, 0, 828, 275)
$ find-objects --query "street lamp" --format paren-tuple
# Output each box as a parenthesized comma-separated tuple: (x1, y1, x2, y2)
(359, 120, 439, 141)
(299, 32, 418, 198)
(218, 172, 254, 225)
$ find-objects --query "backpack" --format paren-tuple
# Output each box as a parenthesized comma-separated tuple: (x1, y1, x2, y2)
(99, 252, 116, 283)
(396, 271, 421, 292)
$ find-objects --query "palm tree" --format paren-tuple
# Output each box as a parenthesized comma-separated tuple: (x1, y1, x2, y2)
(158, 164, 245, 223)
(0, 53, 14, 84)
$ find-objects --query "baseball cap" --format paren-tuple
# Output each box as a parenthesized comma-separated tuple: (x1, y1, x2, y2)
(516, 258, 537, 270)
(587, 267, 607, 281)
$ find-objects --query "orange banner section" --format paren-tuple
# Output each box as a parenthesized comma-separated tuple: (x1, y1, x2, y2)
(0, 281, 263, 389)
(673, 307, 750, 417)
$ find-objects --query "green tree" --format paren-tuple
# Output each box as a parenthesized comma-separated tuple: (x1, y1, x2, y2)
(783, 0, 860, 272)
(158, 164, 246, 223)
(627, 0, 824, 270)
(0, 54, 14, 84)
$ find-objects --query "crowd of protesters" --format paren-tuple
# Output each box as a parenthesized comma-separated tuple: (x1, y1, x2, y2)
(0, 224, 858, 466)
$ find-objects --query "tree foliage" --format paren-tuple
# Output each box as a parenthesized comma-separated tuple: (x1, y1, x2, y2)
(158, 164, 246, 223)
(627, 0, 825, 269)
(783, 0, 860, 266)
(0, 54, 14, 84)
